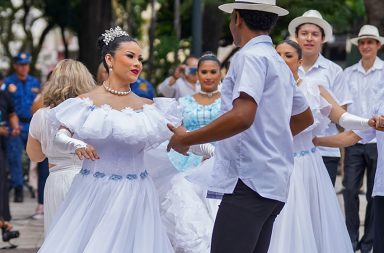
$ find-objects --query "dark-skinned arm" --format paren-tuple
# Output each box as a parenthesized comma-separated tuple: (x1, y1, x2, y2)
(290, 107, 314, 136)
(313, 130, 362, 148)
(167, 92, 257, 155)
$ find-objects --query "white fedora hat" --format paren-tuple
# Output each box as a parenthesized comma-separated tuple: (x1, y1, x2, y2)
(219, 0, 289, 16)
(350, 25, 384, 45)
(288, 10, 333, 43)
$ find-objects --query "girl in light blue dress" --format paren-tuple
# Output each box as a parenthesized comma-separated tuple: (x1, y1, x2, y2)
(160, 52, 222, 253)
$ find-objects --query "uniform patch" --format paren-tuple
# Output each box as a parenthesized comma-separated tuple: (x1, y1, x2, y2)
(8, 84, 17, 93)
(138, 83, 148, 92)
(31, 87, 40, 92)
(21, 53, 27, 59)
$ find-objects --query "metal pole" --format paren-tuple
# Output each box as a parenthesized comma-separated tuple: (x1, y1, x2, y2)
(192, 0, 202, 56)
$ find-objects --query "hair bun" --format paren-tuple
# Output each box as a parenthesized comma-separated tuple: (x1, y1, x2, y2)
(97, 36, 106, 51)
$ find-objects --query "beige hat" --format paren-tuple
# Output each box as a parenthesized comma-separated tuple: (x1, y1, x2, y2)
(350, 25, 384, 46)
(219, 0, 289, 16)
(288, 10, 333, 43)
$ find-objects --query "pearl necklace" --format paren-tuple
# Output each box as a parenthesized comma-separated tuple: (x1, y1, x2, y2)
(103, 81, 131, 96)
(199, 90, 219, 99)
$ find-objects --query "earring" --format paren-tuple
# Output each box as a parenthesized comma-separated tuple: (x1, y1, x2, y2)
(196, 80, 200, 86)
(109, 67, 113, 71)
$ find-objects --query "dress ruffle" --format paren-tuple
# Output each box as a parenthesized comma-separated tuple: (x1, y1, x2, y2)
(299, 79, 332, 137)
(46, 97, 183, 150)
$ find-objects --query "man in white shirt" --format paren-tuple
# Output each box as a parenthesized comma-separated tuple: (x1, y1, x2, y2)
(342, 25, 384, 253)
(167, 1, 314, 252)
(289, 10, 353, 186)
(158, 56, 199, 100)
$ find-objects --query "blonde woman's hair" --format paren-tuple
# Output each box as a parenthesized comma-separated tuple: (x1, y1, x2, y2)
(43, 59, 96, 108)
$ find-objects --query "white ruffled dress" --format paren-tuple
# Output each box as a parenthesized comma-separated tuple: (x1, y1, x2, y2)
(37, 97, 182, 253)
(268, 79, 353, 253)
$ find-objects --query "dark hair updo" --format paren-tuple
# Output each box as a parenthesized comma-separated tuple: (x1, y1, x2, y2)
(198, 51, 221, 69)
(276, 40, 303, 60)
(97, 33, 139, 74)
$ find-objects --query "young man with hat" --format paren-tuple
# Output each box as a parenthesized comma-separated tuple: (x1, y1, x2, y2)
(4, 52, 40, 202)
(289, 10, 353, 186)
(166, 1, 314, 252)
(341, 24, 384, 253)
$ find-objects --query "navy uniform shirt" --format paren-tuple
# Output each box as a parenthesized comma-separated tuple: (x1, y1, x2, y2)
(3, 73, 40, 120)
(131, 77, 155, 100)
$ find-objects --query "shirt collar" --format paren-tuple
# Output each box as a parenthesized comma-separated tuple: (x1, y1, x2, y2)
(241, 35, 273, 51)
(354, 57, 383, 74)
(313, 53, 329, 69)
(299, 53, 329, 73)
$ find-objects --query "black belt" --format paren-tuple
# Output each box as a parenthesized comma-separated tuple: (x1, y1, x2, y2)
(19, 118, 31, 123)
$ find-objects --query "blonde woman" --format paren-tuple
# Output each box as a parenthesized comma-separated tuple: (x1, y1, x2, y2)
(26, 59, 96, 236)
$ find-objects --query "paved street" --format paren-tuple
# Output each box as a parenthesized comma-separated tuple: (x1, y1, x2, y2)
(0, 175, 369, 253)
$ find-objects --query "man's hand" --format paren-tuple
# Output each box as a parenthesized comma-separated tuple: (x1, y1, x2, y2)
(10, 126, 21, 137)
(370, 115, 384, 131)
(0, 126, 9, 136)
(167, 124, 189, 156)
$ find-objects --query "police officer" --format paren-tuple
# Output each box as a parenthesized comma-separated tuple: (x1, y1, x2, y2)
(131, 77, 155, 100)
(4, 52, 40, 202)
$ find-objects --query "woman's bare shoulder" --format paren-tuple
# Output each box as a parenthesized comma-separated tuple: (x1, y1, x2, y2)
(141, 97, 154, 105)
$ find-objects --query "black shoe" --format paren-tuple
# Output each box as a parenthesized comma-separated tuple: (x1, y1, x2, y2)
(14, 185, 23, 202)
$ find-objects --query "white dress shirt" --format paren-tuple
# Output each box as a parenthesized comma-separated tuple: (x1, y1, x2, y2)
(354, 101, 384, 197)
(158, 76, 200, 100)
(197, 35, 309, 203)
(299, 53, 353, 157)
(345, 57, 384, 143)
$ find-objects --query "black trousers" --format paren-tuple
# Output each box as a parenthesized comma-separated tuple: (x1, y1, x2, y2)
(322, 156, 340, 186)
(211, 180, 284, 253)
(343, 143, 377, 251)
(37, 158, 49, 205)
(0, 148, 11, 221)
(374, 196, 384, 253)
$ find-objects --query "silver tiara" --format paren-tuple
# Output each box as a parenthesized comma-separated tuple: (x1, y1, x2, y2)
(102, 26, 129, 45)
(200, 53, 216, 59)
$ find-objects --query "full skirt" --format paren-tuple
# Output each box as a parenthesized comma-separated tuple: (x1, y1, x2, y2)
(268, 151, 353, 253)
(38, 171, 174, 253)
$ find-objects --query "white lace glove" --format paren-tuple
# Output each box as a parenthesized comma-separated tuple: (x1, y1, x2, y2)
(339, 112, 370, 130)
(54, 129, 87, 153)
(188, 143, 215, 158)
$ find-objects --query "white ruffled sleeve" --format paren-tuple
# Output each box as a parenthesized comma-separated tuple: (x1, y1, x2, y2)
(46, 97, 183, 150)
(299, 79, 332, 137)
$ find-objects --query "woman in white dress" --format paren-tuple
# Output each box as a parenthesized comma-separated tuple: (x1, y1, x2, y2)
(158, 52, 221, 253)
(37, 27, 183, 253)
(266, 40, 379, 253)
(26, 59, 96, 235)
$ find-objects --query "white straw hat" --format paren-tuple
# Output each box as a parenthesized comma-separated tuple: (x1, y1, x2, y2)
(219, 0, 289, 16)
(350, 25, 384, 46)
(288, 10, 333, 43)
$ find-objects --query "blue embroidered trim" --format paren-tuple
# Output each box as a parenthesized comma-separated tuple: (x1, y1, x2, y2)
(89, 105, 98, 111)
(140, 171, 149, 179)
(80, 169, 148, 181)
(294, 147, 317, 158)
(126, 174, 138, 180)
(80, 168, 90, 176)
(110, 174, 123, 181)
(93, 172, 106, 178)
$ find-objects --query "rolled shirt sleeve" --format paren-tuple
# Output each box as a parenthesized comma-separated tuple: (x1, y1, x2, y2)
(291, 84, 309, 116)
(158, 77, 176, 98)
(353, 101, 382, 143)
(231, 54, 265, 105)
